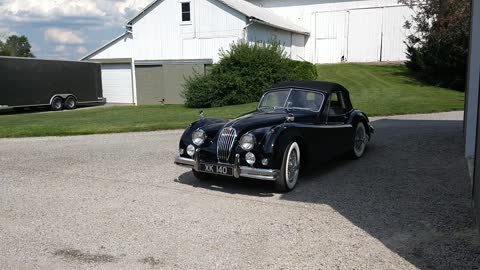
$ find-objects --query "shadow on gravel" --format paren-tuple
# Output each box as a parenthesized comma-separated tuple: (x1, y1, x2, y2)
(176, 119, 480, 269)
(176, 172, 276, 197)
(281, 119, 480, 270)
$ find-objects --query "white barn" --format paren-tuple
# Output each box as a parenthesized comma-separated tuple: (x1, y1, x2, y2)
(82, 0, 414, 105)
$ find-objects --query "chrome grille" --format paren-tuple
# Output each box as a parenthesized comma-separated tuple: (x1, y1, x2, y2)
(217, 127, 237, 163)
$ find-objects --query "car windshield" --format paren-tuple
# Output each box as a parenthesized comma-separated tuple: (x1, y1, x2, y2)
(258, 89, 325, 112)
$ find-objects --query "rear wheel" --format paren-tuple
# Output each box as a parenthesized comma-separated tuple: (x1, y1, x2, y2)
(51, 97, 63, 111)
(192, 170, 212, 181)
(274, 141, 300, 192)
(64, 96, 77, 110)
(351, 122, 368, 159)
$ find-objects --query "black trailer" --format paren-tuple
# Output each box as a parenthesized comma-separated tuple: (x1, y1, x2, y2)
(1, 56, 105, 111)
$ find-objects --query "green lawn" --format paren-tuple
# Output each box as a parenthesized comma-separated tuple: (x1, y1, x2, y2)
(0, 63, 464, 138)
(316, 63, 464, 116)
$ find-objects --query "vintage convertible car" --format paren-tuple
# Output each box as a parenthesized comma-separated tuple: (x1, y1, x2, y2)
(174, 81, 374, 192)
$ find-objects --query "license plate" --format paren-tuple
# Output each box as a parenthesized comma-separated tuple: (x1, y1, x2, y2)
(199, 163, 234, 176)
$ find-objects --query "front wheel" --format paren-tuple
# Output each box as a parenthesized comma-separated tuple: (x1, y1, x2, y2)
(274, 141, 301, 192)
(351, 122, 368, 159)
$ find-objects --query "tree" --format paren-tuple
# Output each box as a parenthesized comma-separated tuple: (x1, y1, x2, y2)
(400, 0, 471, 91)
(0, 35, 35, 57)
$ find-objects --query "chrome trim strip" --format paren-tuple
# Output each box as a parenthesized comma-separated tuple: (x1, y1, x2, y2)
(239, 166, 279, 181)
(174, 156, 195, 168)
(293, 123, 352, 129)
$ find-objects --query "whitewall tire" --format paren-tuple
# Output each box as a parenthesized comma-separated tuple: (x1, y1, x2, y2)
(275, 141, 301, 192)
(352, 122, 367, 159)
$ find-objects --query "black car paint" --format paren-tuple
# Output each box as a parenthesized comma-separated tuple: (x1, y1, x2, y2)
(178, 86, 372, 172)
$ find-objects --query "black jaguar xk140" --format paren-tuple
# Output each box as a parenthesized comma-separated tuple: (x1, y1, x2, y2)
(174, 81, 374, 192)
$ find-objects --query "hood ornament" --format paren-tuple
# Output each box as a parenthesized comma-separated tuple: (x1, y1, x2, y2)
(199, 110, 205, 119)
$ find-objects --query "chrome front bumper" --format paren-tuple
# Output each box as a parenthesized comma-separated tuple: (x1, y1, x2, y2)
(174, 154, 280, 181)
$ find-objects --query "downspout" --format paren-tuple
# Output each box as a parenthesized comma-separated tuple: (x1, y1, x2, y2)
(242, 18, 254, 41)
(126, 24, 138, 105)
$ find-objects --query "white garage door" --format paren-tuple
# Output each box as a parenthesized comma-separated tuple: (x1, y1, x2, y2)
(101, 64, 133, 104)
(347, 8, 383, 62)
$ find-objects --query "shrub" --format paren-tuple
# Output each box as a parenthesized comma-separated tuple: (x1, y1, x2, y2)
(183, 41, 317, 108)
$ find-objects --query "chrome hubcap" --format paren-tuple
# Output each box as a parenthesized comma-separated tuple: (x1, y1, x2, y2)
(285, 143, 300, 189)
(287, 150, 299, 183)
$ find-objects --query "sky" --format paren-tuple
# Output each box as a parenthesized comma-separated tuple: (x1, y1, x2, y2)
(0, 0, 152, 60)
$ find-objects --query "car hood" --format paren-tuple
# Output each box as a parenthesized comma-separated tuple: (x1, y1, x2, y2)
(198, 111, 286, 137)
(223, 110, 289, 135)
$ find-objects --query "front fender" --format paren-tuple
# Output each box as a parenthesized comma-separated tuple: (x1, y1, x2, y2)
(261, 124, 304, 169)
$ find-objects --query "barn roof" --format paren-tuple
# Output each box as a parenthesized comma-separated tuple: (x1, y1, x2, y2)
(127, 0, 309, 35)
(269, 81, 348, 94)
(217, 0, 309, 35)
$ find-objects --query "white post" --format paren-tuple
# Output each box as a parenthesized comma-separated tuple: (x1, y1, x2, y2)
(465, 0, 480, 159)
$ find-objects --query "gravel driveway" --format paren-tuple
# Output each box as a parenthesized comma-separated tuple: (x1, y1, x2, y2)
(1, 111, 479, 269)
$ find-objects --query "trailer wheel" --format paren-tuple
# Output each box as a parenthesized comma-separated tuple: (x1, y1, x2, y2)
(64, 96, 77, 110)
(51, 97, 64, 111)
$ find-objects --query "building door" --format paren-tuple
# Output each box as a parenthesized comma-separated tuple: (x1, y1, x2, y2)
(135, 65, 165, 105)
(101, 63, 134, 104)
(346, 8, 383, 62)
(315, 11, 348, 64)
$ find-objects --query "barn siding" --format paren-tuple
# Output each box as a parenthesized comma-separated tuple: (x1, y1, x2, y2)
(132, 0, 246, 62)
(248, 0, 413, 63)
(247, 23, 293, 57)
(90, 34, 133, 60)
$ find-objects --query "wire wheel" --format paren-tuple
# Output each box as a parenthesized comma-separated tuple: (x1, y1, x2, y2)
(285, 142, 300, 190)
(353, 122, 367, 158)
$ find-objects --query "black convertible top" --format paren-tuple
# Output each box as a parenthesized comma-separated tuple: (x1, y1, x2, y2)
(269, 81, 348, 94)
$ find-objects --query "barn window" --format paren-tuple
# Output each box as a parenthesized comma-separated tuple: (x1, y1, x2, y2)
(181, 2, 191, 22)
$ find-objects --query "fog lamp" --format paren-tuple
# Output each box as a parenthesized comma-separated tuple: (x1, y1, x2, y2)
(187, 144, 195, 157)
(179, 148, 185, 155)
(261, 158, 269, 166)
(245, 152, 256, 165)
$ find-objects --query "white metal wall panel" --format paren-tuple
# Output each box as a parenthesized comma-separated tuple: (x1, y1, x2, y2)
(91, 35, 133, 60)
(248, 0, 410, 64)
(182, 37, 238, 62)
(133, 0, 246, 62)
(101, 64, 134, 104)
(315, 11, 347, 63)
(291, 33, 305, 60)
(247, 23, 293, 57)
(347, 8, 382, 62)
(381, 5, 415, 61)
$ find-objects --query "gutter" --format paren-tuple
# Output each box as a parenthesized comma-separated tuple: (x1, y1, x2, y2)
(249, 17, 310, 36)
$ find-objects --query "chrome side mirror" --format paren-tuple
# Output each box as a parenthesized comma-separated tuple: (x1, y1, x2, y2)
(286, 113, 295, 122)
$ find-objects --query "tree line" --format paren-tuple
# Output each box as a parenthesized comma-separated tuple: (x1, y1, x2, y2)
(0, 35, 35, 58)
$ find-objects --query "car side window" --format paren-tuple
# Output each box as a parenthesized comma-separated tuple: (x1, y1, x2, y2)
(341, 91, 353, 111)
(328, 92, 345, 116)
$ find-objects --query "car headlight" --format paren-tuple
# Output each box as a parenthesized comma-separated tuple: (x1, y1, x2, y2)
(192, 129, 206, 146)
(239, 133, 255, 151)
